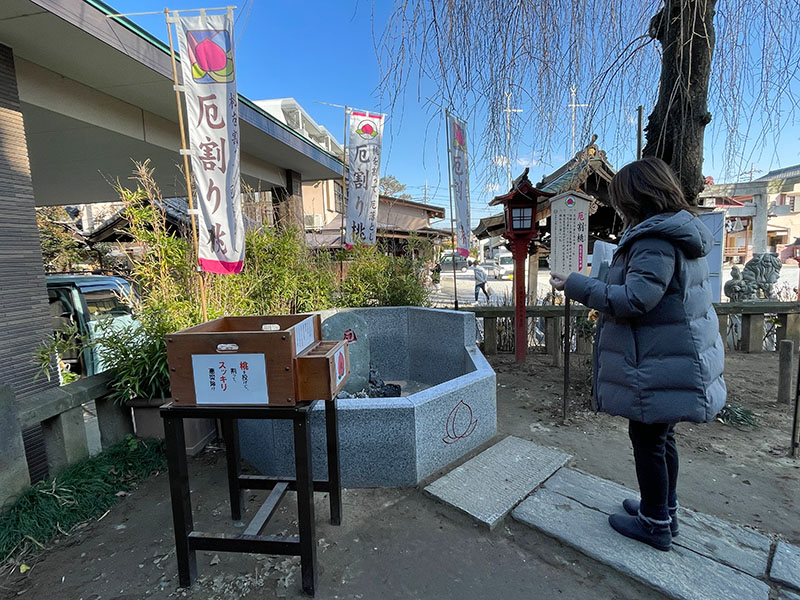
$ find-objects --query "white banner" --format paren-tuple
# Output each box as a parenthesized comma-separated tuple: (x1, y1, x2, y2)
(447, 113, 471, 257)
(177, 12, 243, 274)
(344, 109, 384, 247)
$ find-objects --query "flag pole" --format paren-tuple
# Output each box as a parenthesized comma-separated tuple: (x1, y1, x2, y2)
(445, 108, 459, 310)
(165, 8, 208, 321)
(339, 106, 348, 281)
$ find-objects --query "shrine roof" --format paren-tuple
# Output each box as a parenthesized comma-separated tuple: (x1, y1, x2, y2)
(536, 136, 616, 196)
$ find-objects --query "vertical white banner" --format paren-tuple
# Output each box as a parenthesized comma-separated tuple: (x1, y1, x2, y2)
(447, 114, 471, 257)
(344, 110, 384, 247)
(177, 12, 243, 274)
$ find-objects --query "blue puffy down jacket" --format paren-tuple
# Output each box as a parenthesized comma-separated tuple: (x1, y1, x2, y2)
(564, 210, 726, 424)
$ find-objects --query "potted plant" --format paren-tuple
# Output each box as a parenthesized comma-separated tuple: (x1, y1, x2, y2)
(94, 309, 216, 455)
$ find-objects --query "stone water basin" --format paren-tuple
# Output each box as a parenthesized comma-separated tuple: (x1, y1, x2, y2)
(239, 307, 497, 486)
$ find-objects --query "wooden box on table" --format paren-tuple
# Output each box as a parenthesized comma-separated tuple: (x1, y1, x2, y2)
(166, 314, 349, 406)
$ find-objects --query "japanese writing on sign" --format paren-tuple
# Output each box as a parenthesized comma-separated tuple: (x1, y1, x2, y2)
(549, 192, 591, 276)
(192, 353, 267, 405)
(177, 12, 244, 274)
(447, 113, 471, 258)
(344, 110, 384, 247)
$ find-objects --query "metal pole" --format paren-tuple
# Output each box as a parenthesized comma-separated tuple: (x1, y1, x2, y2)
(562, 296, 571, 423)
(445, 108, 459, 310)
(636, 105, 644, 160)
(792, 344, 800, 457)
(165, 9, 208, 321)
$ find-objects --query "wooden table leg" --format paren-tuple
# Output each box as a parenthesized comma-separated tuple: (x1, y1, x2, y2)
(221, 417, 243, 521)
(294, 407, 317, 595)
(324, 399, 342, 525)
(164, 415, 197, 587)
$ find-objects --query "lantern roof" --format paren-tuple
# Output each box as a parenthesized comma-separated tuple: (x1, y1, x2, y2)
(489, 168, 554, 207)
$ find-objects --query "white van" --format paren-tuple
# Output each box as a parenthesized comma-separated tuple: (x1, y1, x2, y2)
(490, 250, 515, 279)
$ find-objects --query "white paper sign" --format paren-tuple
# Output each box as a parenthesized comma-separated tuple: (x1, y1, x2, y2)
(192, 353, 267, 404)
(549, 192, 591, 276)
(294, 317, 316, 355)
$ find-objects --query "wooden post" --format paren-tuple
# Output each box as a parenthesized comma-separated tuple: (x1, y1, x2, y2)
(779, 340, 794, 404)
(484, 316, 498, 355)
(513, 240, 528, 361)
(165, 9, 207, 321)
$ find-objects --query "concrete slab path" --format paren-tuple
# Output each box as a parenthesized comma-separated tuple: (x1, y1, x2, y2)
(424, 436, 570, 529)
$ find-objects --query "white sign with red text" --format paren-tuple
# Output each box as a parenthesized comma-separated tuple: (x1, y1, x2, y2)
(192, 353, 267, 404)
(447, 113, 471, 257)
(344, 109, 384, 247)
(549, 191, 591, 276)
(177, 12, 243, 273)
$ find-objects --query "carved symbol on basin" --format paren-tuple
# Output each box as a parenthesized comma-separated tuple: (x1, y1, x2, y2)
(443, 399, 478, 444)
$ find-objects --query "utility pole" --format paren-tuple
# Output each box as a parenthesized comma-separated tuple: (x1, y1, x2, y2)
(503, 91, 523, 190)
(567, 85, 588, 157)
(424, 179, 428, 204)
(739, 163, 762, 182)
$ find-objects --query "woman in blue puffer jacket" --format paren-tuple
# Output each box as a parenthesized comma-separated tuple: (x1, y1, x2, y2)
(550, 157, 726, 552)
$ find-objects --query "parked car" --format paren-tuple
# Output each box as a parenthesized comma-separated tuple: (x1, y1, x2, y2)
(46, 275, 138, 377)
(491, 251, 515, 279)
(437, 253, 474, 273)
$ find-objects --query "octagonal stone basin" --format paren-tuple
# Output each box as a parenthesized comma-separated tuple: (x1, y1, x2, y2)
(239, 307, 496, 487)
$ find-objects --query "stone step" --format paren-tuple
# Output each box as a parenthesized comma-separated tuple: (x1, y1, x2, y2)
(771, 542, 800, 593)
(542, 468, 772, 578)
(512, 469, 772, 600)
(424, 436, 571, 530)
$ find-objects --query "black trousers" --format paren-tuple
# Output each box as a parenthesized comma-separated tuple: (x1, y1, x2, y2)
(628, 420, 678, 522)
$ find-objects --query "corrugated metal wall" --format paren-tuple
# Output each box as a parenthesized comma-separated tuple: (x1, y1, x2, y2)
(0, 43, 57, 482)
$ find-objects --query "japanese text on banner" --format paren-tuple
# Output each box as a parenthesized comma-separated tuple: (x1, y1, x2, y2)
(177, 12, 244, 274)
(447, 114, 471, 258)
(344, 110, 384, 247)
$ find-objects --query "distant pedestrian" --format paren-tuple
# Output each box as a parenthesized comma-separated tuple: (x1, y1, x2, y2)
(550, 157, 726, 552)
(472, 259, 490, 302)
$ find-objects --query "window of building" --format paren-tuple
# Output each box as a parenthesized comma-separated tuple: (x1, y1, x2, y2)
(334, 181, 345, 213)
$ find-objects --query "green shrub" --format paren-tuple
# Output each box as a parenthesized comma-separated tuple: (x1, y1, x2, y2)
(0, 437, 166, 565)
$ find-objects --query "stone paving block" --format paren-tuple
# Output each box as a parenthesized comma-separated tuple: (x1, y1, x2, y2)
(780, 589, 800, 600)
(513, 489, 770, 600)
(771, 542, 800, 592)
(424, 436, 570, 530)
(544, 468, 771, 578)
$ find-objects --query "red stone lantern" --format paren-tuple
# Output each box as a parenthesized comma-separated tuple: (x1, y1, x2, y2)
(489, 171, 553, 362)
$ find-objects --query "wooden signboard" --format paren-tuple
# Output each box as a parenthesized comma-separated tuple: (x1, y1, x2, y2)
(166, 314, 348, 406)
(549, 191, 592, 276)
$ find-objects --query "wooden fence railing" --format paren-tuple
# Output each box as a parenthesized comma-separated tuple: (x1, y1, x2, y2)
(463, 302, 800, 357)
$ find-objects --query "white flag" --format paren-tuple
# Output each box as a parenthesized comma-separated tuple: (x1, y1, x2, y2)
(345, 110, 384, 247)
(447, 113, 471, 257)
(177, 12, 243, 274)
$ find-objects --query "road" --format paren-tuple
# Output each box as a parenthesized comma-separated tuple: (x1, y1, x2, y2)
(430, 264, 800, 307)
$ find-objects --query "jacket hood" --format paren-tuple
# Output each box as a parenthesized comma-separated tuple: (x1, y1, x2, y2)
(617, 210, 712, 259)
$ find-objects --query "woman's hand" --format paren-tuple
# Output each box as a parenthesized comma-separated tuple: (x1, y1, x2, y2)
(549, 272, 568, 291)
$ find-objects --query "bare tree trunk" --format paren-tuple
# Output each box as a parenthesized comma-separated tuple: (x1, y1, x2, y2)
(643, 0, 716, 204)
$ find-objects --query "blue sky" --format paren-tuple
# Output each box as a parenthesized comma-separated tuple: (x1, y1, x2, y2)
(107, 0, 800, 226)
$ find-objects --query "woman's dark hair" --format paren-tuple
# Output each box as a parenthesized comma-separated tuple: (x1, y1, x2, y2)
(608, 156, 695, 227)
